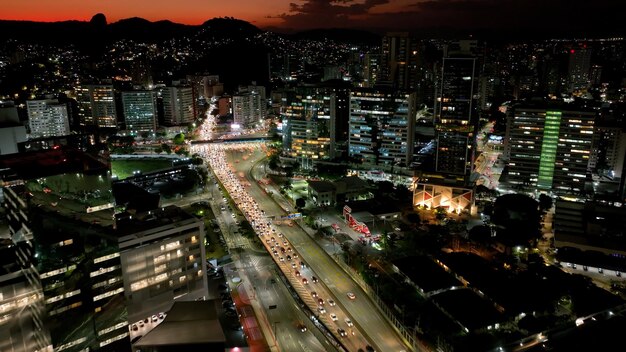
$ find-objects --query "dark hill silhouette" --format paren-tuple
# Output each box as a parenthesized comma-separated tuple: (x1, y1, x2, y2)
(291, 28, 380, 45)
(197, 17, 262, 40)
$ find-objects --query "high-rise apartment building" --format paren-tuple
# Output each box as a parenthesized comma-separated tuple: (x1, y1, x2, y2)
(76, 85, 117, 128)
(380, 33, 419, 90)
(363, 53, 381, 88)
(348, 89, 416, 166)
(589, 125, 626, 179)
(568, 47, 592, 92)
(161, 85, 195, 126)
(505, 104, 595, 192)
(27, 100, 70, 138)
(122, 91, 157, 133)
(434, 57, 477, 176)
(233, 93, 264, 129)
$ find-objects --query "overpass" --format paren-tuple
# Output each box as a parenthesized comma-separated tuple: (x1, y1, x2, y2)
(191, 135, 271, 145)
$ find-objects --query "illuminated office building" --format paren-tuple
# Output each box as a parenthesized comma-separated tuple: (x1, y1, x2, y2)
(348, 89, 416, 166)
(505, 104, 595, 192)
(117, 206, 208, 325)
(122, 90, 157, 133)
(282, 87, 335, 165)
(1, 149, 129, 352)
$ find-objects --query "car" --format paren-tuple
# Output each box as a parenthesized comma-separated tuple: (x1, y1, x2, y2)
(278, 233, 284, 237)
(300, 261, 306, 268)
(328, 299, 336, 306)
(286, 255, 292, 261)
(152, 315, 158, 322)
(131, 324, 138, 331)
(347, 292, 356, 300)
(318, 298, 324, 305)
(287, 247, 292, 252)
(271, 237, 276, 242)
(311, 291, 317, 298)
(345, 318, 353, 326)
(311, 276, 318, 283)
(283, 240, 288, 246)
(291, 263, 297, 269)
(138, 321, 144, 328)
(318, 307, 326, 314)
(302, 278, 308, 285)
(330, 313, 338, 321)
(298, 323, 307, 332)
(279, 256, 285, 262)
(337, 328, 347, 337)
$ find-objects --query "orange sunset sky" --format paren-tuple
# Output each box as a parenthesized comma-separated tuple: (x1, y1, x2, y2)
(0, 0, 414, 28)
(1, 1, 621, 34)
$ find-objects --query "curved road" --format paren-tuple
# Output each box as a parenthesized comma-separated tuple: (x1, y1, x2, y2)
(226, 146, 413, 352)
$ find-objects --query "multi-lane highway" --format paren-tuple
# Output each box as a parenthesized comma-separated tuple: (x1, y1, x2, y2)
(192, 140, 414, 352)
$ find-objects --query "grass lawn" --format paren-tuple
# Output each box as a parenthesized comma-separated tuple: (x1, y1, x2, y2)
(111, 159, 174, 179)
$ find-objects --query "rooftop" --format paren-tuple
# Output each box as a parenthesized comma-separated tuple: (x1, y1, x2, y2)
(134, 301, 226, 349)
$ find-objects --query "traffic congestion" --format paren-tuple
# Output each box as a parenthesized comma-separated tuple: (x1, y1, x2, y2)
(192, 142, 360, 346)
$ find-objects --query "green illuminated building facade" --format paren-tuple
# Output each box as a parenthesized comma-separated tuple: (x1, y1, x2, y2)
(537, 111, 562, 188)
(505, 106, 595, 193)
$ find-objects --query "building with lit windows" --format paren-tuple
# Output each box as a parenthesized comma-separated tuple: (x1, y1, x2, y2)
(379, 32, 419, 90)
(1, 149, 129, 352)
(116, 206, 208, 325)
(122, 90, 157, 133)
(26, 99, 70, 138)
(282, 87, 335, 165)
(76, 85, 117, 128)
(504, 104, 595, 193)
(434, 57, 477, 177)
(161, 85, 195, 126)
(348, 89, 416, 166)
(233, 92, 264, 129)
(0, 240, 51, 352)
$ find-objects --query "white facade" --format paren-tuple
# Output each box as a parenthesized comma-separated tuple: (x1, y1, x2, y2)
(162, 86, 194, 126)
(26, 100, 70, 139)
(233, 93, 264, 129)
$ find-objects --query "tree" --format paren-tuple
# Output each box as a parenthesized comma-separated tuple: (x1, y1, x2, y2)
(296, 198, 306, 209)
(161, 143, 172, 154)
(173, 133, 185, 145)
(539, 193, 553, 211)
(154, 147, 163, 154)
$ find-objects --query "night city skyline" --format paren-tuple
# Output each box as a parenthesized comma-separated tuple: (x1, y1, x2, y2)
(1, 2, 626, 352)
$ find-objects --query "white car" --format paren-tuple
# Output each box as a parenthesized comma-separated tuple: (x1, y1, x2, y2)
(347, 292, 356, 300)
(330, 313, 338, 321)
(345, 318, 353, 327)
(328, 299, 336, 306)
